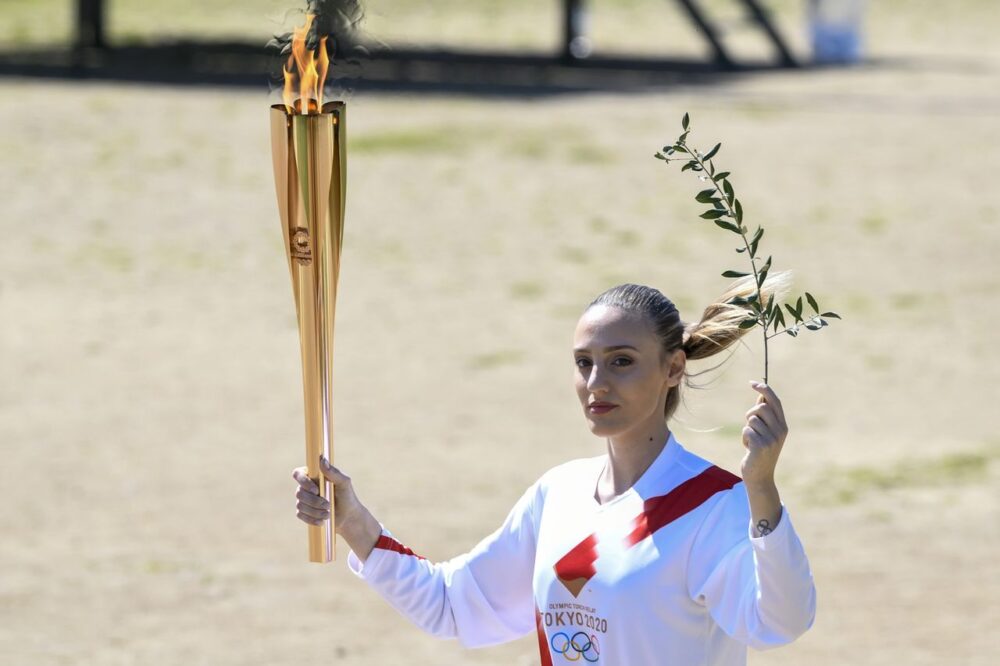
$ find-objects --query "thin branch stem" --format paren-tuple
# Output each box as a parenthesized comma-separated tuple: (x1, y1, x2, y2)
(678, 141, 769, 384)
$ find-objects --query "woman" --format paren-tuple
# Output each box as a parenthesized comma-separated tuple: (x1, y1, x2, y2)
(293, 275, 816, 665)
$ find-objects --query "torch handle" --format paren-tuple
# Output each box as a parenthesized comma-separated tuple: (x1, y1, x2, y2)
(297, 265, 336, 563)
(305, 460, 334, 561)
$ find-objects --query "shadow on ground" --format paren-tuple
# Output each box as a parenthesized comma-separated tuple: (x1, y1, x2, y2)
(0, 41, 803, 97)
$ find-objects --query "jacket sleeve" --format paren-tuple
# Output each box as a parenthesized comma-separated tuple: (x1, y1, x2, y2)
(686, 485, 817, 650)
(346, 480, 542, 648)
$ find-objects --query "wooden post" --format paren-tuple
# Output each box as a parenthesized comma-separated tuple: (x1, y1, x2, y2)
(562, 0, 591, 60)
(76, 0, 106, 50)
(672, 0, 733, 68)
(740, 0, 797, 67)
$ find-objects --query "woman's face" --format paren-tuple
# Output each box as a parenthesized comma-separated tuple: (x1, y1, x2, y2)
(573, 305, 685, 438)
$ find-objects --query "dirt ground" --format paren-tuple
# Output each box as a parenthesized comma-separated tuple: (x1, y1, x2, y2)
(2, 2, 999, 665)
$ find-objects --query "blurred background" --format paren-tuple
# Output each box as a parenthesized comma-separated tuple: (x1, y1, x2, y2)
(1, 1, 998, 664)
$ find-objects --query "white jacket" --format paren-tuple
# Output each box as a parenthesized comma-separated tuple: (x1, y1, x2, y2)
(348, 432, 816, 665)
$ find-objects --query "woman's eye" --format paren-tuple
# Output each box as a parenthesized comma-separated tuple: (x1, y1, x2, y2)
(612, 356, 633, 367)
(575, 357, 592, 368)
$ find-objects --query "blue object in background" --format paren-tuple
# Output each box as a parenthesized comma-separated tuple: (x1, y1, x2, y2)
(808, 0, 866, 64)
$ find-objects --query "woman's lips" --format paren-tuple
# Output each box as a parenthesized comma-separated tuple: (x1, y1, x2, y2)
(588, 403, 618, 415)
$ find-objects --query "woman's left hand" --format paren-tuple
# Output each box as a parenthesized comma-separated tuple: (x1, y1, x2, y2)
(740, 381, 788, 488)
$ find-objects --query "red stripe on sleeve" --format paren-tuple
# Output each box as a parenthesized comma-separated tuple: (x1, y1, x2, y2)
(373, 535, 426, 560)
(625, 465, 741, 547)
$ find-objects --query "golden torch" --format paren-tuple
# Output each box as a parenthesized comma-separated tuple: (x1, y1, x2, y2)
(270, 15, 345, 562)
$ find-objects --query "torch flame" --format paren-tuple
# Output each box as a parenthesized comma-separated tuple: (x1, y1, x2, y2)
(282, 14, 330, 115)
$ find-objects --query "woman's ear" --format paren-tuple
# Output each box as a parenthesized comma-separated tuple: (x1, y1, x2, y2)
(665, 349, 686, 388)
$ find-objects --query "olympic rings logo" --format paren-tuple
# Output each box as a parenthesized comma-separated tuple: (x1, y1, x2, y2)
(551, 631, 600, 662)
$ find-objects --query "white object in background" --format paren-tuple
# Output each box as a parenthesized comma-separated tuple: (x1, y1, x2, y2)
(808, 0, 866, 64)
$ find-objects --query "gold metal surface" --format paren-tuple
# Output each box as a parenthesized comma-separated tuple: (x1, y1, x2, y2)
(270, 101, 346, 562)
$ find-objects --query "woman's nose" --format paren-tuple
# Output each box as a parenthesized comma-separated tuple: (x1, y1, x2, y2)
(587, 364, 608, 393)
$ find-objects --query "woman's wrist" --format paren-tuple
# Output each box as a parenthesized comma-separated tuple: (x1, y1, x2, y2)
(745, 479, 782, 537)
(337, 506, 382, 563)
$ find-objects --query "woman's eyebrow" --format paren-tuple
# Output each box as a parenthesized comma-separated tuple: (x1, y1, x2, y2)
(573, 344, 640, 353)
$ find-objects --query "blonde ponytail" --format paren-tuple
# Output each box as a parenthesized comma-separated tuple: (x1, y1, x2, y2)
(683, 270, 793, 361)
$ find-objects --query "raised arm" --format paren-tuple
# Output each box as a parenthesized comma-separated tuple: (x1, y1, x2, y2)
(741, 381, 787, 538)
(685, 382, 816, 649)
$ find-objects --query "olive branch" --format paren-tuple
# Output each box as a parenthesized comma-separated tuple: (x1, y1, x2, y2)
(655, 113, 840, 384)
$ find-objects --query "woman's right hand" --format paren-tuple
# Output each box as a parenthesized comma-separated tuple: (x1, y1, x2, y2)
(292, 456, 364, 535)
(292, 456, 383, 561)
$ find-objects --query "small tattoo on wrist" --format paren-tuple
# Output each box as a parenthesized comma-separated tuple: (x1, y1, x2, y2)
(756, 519, 773, 537)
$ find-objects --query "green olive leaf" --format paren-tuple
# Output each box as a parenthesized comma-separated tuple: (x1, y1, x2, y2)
(695, 189, 716, 203)
(773, 307, 786, 332)
(749, 227, 764, 257)
(806, 292, 819, 314)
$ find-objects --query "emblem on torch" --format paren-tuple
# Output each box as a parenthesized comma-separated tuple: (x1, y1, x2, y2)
(291, 227, 313, 266)
(270, 14, 346, 562)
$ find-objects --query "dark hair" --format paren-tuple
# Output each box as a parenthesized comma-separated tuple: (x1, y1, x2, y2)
(587, 272, 791, 421)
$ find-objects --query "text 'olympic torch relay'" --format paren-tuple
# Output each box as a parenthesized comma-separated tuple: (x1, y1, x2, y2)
(270, 16, 345, 562)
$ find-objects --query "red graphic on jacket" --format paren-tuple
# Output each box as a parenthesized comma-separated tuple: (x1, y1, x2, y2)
(553, 534, 600, 597)
(626, 465, 740, 545)
(551, 465, 739, 597)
